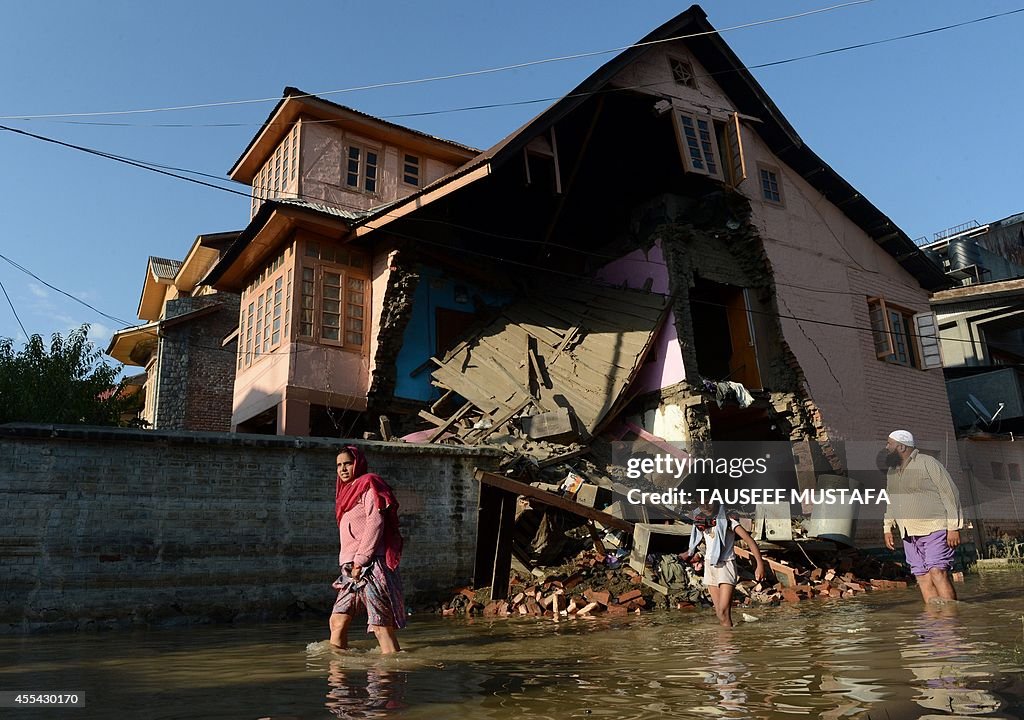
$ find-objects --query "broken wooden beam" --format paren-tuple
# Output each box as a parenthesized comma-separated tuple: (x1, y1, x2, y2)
(475, 469, 633, 533)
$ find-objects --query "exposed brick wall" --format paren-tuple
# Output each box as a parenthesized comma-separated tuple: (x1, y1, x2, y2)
(367, 247, 420, 413)
(155, 294, 240, 432)
(0, 425, 500, 633)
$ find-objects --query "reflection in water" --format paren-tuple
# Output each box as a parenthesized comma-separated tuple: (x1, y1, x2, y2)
(901, 603, 1005, 716)
(325, 662, 408, 717)
(699, 632, 748, 717)
(1, 570, 1022, 719)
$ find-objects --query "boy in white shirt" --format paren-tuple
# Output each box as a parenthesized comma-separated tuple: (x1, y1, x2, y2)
(680, 502, 766, 627)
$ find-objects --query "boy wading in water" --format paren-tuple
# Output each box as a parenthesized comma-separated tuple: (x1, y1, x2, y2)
(679, 503, 766, 627)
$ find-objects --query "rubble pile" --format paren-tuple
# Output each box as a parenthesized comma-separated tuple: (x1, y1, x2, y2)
(433, 529, 918, 620)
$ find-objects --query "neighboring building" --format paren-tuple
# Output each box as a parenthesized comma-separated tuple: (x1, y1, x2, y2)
(930, 275, 1024, 543)
(203, 87, 480, 435)
(919, 212, 1024, 286)
(203, 2, 962, 538)
(107, 232, 240, 431)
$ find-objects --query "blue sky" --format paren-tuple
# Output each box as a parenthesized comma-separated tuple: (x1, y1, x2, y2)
(1, 0, 1022, 356)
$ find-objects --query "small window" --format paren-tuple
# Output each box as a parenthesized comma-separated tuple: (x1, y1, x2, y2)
(668, 57, 698, 89)
(758, 164, 784, 205)
(1009, 463, 1021, 483)
(345, 142, 380, 194)
(867, 297, 942, 370)
(403, 154, 421, 187)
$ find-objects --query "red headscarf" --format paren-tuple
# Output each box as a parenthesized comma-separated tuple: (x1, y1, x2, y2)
(335, 445, 403, 570)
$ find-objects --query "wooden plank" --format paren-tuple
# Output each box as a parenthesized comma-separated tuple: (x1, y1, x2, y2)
(476, 470, 633, 533)
(490, 490, 516, 601)
(537, 447, 590, 468)
(431, 365, 508, 414)
(418, 409, 447, 427)
(426, 401, 473, 443)
(465, 396, 533, 446)
(733, 545, 796, 588)
(378, 415, 392, 441)
(474, 484, 503, 590)
(430, 389, 453, 415)
(477, 350, 551, 412)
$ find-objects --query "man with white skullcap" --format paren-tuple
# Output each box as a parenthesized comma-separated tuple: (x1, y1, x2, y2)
(883, 430, 963, 602)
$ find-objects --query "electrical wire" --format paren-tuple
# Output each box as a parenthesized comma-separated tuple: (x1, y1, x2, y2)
(0, 1, 875, 121)
(10, 5, 1024, 134)
(0, 123, 253, 201)
(0, 252, 135, 328)
(0, 277, 29, 339)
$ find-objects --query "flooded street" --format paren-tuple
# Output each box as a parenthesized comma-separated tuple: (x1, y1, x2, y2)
(1, 569, 1022, 719)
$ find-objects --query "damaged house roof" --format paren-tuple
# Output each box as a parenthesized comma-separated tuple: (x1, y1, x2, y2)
(350, 4, 949, 292)
(430, 281, 670, 435)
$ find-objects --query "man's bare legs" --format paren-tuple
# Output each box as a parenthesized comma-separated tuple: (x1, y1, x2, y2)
(917, 567, 957, 603)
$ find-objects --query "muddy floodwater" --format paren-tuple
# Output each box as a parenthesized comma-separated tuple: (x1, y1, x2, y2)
(2, 569, 1023, 719)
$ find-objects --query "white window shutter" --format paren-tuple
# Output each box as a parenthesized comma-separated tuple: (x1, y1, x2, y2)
(913, 311, 943, 369)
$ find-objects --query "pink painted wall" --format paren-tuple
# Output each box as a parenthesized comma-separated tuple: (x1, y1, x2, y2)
(596, 242, 685, 394)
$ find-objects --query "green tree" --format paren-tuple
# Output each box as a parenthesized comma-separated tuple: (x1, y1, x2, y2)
(0, 324, 141, 426)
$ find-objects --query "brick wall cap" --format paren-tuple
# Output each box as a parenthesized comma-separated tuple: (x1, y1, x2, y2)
(0, 423, 503, 458)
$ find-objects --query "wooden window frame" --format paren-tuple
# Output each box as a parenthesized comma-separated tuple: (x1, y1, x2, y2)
(401, 152, 421, 188)
(672, 107, 745, 186)
(295, 243, 369, 352)
(867, 297, 942, 370)
(237, 250, 289, 370)
(672, 109, 721, 180)
(757, 162, 785, 205)
(344, 140, 382, 195)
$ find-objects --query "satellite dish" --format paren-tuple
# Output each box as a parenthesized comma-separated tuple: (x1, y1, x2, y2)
(966, 394, 1005, 426)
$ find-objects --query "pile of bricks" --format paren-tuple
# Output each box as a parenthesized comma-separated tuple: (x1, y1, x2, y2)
(439, 549, 656, 618)
(738, 567, 909, 605)
(730, 546, 928, 605)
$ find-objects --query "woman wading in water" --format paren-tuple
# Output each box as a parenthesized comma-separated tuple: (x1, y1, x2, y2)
(329, 446, 406, 654)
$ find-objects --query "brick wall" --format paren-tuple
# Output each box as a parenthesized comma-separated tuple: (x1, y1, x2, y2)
(155, 293, 240, 432)
(0, 425, 500, 633)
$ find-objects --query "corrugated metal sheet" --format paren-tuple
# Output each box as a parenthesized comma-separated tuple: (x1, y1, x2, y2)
(149, 257, 182, 280)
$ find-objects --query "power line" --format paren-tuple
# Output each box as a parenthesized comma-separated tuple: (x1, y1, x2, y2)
(0, 124, 253, 201)
(0, 277, 29, 339)
(0, 252, 136, 328)
(0, 120, 993, 347)
(0, 1, 874, 121)
(12, 5, 1024, 133)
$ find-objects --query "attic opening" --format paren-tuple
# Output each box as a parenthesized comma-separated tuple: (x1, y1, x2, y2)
(688, 277, 761, 390)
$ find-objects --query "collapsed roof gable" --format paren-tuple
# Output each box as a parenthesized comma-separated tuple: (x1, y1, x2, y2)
(352, 4, 948, 291)
(431, 280, 670, 435)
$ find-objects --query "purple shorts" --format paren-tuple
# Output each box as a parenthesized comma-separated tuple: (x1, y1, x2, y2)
(902, 529, 955, 576)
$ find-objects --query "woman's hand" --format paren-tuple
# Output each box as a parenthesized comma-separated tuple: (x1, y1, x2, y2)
(754, 560, 766, 583)
(351, 564, 363, 580)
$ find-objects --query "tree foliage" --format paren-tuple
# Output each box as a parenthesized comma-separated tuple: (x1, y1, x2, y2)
(0, 325, 141, 426)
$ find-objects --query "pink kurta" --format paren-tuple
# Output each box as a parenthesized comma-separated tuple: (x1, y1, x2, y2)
(338, 488, 385, 567)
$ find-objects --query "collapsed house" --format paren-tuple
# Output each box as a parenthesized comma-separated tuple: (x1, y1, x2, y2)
(196, 4, 964, 578)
